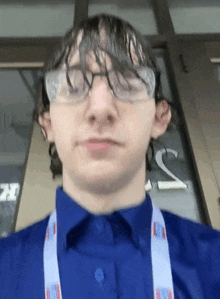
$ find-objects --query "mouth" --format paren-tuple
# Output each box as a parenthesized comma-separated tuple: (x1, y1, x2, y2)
(86, 138, 118, 144)
(83, 142, 117, 151)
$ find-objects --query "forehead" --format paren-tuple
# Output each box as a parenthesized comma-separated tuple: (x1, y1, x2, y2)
(65, 28, 144, 72)
(67, 50, 113, 72)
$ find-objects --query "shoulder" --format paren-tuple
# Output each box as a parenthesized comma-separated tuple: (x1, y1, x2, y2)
(0, 213, 50, 264)
(161, 209, 220, 295)
(161, 208, 220, 241)
(161, 209, 220, 252)
(161, 208, 220, 262)
(0, 215, 50, 295)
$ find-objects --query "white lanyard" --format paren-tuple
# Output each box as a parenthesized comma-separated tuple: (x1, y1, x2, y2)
(43, 201, 174, 299)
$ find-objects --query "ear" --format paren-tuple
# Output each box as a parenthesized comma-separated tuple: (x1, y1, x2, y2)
(38, 112, 55, 142)
(150, 100, 171, 139)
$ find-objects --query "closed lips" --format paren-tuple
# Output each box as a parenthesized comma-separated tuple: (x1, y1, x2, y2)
(85, 138, 118, 144)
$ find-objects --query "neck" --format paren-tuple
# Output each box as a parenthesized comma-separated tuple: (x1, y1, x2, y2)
(62, 163, 147, 215)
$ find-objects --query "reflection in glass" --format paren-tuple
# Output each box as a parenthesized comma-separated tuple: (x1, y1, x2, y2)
(147, 49, 202, 223)
(216, 64, 220, 83)
(0, 69, 42, 237)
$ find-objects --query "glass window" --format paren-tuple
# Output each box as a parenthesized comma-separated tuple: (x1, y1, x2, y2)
(0, 68, 42, 237)
(147, 49, 203, 223)
(210, 59, 220, 82)
(89, 0, 158, 35)
(168, 0, 220, 34)
(214, 63, 220, 82)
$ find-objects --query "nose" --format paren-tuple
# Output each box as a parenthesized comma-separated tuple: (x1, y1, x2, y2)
(86, 76, 118, 125)
(88, 75, 116, 108)
(90, 75, 113, 100)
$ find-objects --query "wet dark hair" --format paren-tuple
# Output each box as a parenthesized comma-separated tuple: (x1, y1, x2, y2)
(33, 13, 177, 180)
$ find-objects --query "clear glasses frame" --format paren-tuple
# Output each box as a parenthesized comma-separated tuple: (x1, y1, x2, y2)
(45, 65, 156, 104)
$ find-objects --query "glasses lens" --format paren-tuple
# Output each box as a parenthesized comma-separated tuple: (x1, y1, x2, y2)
(45, 70, 62, 103)
(45, 69, 91, 103)
(108, 68, 154, 102)
(137, 67, 155, 98)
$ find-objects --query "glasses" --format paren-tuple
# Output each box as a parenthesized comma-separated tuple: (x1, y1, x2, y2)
(45, 65, 155, 104)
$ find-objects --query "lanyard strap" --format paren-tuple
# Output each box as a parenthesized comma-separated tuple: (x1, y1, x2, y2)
(43, 201, 174, 299)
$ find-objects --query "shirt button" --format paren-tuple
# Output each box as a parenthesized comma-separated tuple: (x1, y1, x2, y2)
(95, 268, 104, 282)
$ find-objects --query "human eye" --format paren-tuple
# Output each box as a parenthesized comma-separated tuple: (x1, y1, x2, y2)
(110, 71, 131, 90)
(62, 69, 89, 98)
(115, 71, 145, 93)
(68, 69, 84, 88)
(108, 69, 150, 102)
(67, 85, 81, 94)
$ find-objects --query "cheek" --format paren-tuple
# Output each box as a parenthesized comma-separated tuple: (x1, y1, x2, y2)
(128, 106, 155, 152)
(130, 104, 155, 134)
(50, 108, 76, 154)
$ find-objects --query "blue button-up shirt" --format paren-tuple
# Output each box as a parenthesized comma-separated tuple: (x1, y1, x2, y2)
(1, 186, 220, 298)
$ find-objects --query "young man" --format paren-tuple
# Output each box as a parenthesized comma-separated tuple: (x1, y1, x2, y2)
(1, 14, 220, 299)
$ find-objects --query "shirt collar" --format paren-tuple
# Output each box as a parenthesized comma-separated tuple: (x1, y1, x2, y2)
(55, 185, 153, 256)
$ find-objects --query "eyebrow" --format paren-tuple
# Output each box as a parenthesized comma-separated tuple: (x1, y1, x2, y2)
(66, 64, 114, 74)
(67, 64, 82, 71)
(66, 64, 142, 74)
